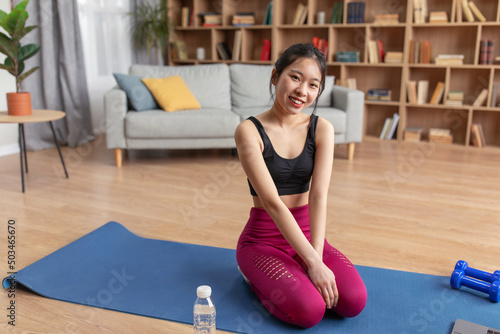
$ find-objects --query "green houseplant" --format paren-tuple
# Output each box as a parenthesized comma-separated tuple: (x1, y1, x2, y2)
(0, 0, 40, 116)
(129, 0, 173, 65)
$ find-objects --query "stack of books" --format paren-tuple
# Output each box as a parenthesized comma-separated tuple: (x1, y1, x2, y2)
(374, 13, 399, 25)
(429, 11, 448, 23)
(232, 12, 255, 26)
(337, 51, 359, 62)
(346, 2, 365, 23)
(330, 2, 344, 23)
(429, 128, 453, 144)
(404, 127, 423, 142)
(444, 91, 464, 106)
(435, 54, 464, 65)
(385, 52, 403, 63)
(200, 12, 222, 26)
(367, 89, 392, 102)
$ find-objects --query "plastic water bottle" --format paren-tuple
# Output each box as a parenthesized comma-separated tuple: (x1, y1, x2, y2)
(194, 285, 216, 334)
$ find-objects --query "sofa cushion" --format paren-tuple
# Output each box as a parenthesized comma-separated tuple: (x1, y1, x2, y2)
(230, 64, 274, 108)
(317, 76, 335, 107)
(313, 107, 347, 134)
(113, 73, 159, 111)
(129, 64, 231, 110)
(141, 75, 201, 112)
(125, 108, 240, 139)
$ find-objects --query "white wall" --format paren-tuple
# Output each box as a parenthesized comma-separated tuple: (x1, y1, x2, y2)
(0, 0, 19, 157)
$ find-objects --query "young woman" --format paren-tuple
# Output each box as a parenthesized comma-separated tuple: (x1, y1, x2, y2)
(234, 44, 367, 328)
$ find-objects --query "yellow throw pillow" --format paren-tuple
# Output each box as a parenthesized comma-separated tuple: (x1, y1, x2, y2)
(141, 75, 201, 112)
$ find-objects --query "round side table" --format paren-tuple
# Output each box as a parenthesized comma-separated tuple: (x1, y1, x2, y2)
(0, 109, 69, 192)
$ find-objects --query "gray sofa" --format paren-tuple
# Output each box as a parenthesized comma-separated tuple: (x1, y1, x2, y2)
(105, 63, 364, 166)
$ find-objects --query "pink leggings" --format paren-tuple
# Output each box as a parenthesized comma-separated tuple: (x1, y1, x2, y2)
(236, 205, 367, 328)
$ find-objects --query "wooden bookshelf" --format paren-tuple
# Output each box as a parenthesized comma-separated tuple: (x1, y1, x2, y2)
(169, 0, 500, 148)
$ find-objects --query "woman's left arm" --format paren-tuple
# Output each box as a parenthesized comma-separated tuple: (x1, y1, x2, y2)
(309, 117, 335, 257)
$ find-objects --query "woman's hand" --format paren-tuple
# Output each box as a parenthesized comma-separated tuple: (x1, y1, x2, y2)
(307, 261, 339, 309)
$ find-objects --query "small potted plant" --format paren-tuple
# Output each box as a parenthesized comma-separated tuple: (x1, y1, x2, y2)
(0, 0, 40, 116)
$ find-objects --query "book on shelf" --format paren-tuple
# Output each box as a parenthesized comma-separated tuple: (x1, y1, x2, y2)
(181, 7, 191, 27)
(232, 30, 243, 61)
(232, 12, 255, 26)
(312, 37, 328, 58)
(338, 78, 357, 90)
(429, 81, 444, 104)
(260, 39, 271, 61)
(385, 52, 403, 64)
(461, 0, 475, 22)
(472, 88, 488, 107)
(367, 89, 392, 102)
(379, 117, 393, 139)
(429, 11, 448, 23)
(435, 54, 464, 65)
(470, 123, 485, 147)
(374, 13, 399, 25)
(404, 127, 423, 142)
(468, 1, 486, 22)
(347, 2, 365, 23)
(409, 40, 432, 64)
(413, 0, 428, 23)
(262, 1, 273, 25)
(417, 80, 429, 104)
(479, 40, 494, 65)
(216, 42, 232, 60)
(379, 113, 399, 140)
(292, 3, 308, 25)
(407, 81, 417, 104)
(491, 83, 498, 107)
(456, 0, 462, 22)
(385, 113, 400, 140)
(331, 2, 344, 23)
(336, 51, 359, 63)
(368, 41, 379, 64)
(171, 41, 188, 60)
(429, 128, 453, 144)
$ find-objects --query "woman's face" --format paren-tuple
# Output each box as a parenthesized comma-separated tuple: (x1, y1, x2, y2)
(272, 57, 322, 116)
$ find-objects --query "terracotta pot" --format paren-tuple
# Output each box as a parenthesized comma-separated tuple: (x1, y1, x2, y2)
(7, 92, 32, 116)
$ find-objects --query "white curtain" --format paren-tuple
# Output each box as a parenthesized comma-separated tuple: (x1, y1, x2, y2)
(77, 0, 133, 135)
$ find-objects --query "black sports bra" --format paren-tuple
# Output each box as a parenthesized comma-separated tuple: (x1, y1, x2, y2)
(247, 115, 318, 196)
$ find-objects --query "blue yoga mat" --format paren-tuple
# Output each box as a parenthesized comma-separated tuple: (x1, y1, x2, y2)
(3, 222, 500, 333)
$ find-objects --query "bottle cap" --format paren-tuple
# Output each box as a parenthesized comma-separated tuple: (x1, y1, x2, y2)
(197, 285, 212, 298)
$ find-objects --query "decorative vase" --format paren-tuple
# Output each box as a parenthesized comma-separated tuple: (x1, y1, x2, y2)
(7, 92, 32, 116)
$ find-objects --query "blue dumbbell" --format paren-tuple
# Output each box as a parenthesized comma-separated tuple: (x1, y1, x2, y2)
(455, 260, 500, 283)
(450, 269, 500, 302)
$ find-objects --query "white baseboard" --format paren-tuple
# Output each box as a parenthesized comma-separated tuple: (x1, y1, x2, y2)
(0, 143, 20, 157)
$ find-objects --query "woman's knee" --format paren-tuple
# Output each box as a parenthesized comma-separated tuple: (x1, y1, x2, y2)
(335, 284, 367, 318)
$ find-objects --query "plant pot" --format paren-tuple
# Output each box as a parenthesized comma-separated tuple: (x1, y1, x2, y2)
(7, 92, 32, 116)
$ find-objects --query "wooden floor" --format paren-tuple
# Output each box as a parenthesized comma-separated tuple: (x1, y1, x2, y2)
(0, 137, 499, 333)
